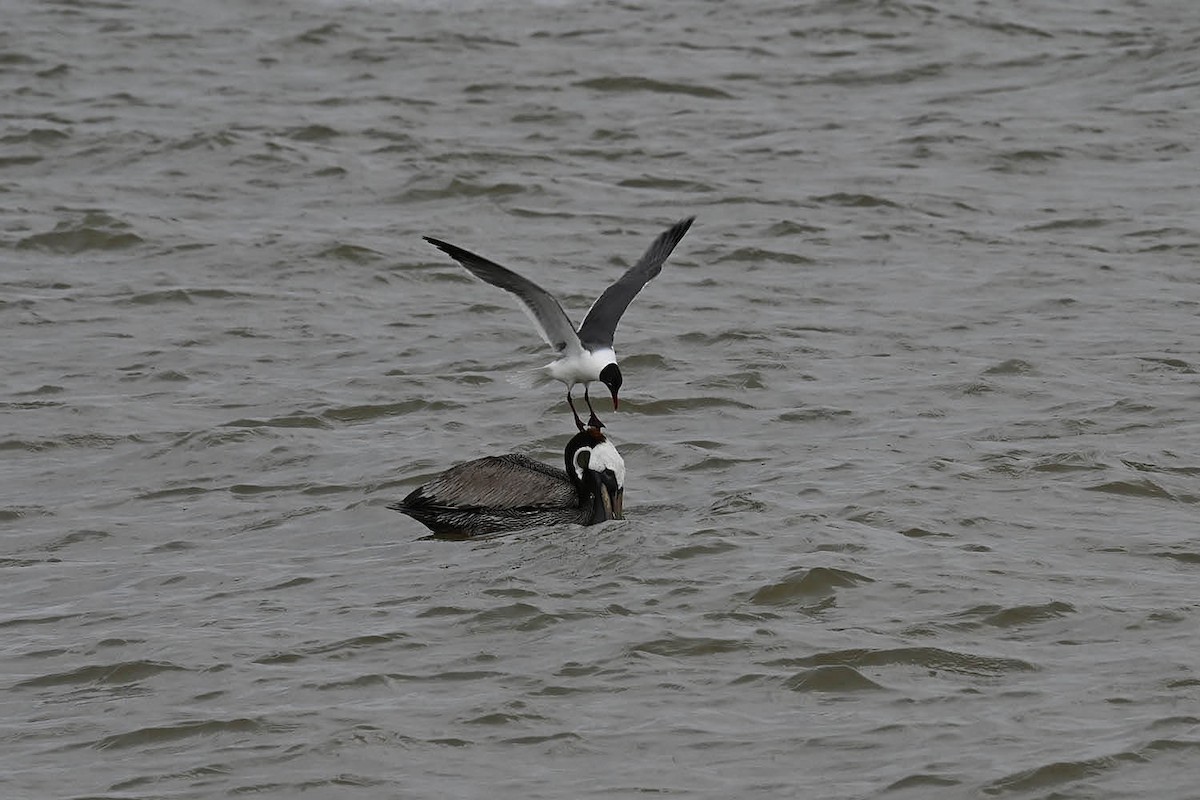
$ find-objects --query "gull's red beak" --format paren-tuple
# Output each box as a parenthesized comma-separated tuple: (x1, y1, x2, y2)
(610, 391, 619, 411)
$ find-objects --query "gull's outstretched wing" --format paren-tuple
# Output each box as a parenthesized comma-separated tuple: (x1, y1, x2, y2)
(424, 237, 581, 355)
(576, 216, 695, 350)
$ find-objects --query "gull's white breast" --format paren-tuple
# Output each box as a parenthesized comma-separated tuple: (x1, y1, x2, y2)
(547, 347, 616, 386)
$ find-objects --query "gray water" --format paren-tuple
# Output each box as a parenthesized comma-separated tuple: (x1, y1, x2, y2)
(3, 0, 1199, 797)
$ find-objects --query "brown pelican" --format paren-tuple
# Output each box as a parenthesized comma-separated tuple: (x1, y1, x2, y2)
(423, 217, 695, 430)
(390, 425, 625, 539)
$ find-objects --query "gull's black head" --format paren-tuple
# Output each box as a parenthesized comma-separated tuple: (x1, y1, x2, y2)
(599, 362, 622, 410)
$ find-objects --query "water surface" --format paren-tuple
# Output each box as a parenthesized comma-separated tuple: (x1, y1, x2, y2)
(3, 1, 1199, 798)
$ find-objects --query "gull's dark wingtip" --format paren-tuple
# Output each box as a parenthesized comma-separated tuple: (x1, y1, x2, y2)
(655, 216, 696, 255)
(645, 214, 696, 267)
(423, 235, 484, 267)
(669, 215, 696, 238)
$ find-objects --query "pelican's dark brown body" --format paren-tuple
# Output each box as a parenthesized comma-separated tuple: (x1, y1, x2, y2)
(390, 428, 625, 539)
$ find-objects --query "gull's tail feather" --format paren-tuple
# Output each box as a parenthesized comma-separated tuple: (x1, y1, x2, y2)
(507, 367, 553, 390)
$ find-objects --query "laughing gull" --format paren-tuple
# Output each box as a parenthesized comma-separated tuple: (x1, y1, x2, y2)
(424, 216, 695, 430)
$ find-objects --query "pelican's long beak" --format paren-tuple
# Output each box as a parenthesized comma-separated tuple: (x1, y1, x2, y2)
(610, 487, 624, 520)
(596, 482, 624, 521)
(588, 472, 624, 523)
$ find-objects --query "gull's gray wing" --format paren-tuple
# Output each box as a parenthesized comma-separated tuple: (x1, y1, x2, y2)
(576, 216, 695, 351)
(424, 237, 582, 355)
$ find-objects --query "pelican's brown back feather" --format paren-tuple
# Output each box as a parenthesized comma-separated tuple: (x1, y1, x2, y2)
(395, 454, 576, 513)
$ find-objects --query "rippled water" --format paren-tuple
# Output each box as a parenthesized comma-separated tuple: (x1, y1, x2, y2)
(4, 1, 1199, 797)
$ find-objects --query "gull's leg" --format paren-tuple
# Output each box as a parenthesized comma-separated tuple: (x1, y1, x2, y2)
(567, 386, 585, 432)
(583, 384, 604, 430)
(584, 383, 596, 416)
